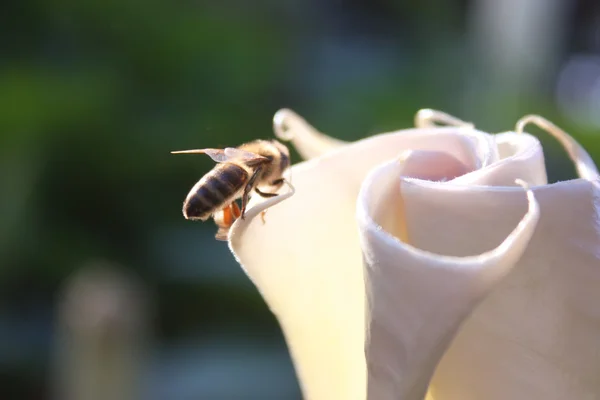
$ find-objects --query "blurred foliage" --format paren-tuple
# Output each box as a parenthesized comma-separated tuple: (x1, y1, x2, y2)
(1, 0, 600, 398)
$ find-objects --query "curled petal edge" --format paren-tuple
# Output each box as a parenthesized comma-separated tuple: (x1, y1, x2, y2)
(414, 108, 475, 130)
(516, 114, 600, 181)
(228, 179, 296, 254)
(358, 175, 540, 280)
(273, 108, 347, 160)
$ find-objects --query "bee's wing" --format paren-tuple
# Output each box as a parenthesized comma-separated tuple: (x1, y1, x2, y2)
(171, 148, 233, 163)
(171, 148, 267, 165)
(223, 148, 268, 165)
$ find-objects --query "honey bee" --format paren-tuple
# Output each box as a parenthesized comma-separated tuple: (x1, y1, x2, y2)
(171, 139, 291, 232)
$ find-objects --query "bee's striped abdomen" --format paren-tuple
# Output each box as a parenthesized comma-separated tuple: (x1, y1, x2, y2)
(183, 164, 248, 220)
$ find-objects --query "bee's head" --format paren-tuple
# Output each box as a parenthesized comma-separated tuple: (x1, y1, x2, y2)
(271, 139, 290, 173)
(239, 139, 290, 187)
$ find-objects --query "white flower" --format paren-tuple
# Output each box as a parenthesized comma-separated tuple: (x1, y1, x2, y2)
(227, 108, 600, 400)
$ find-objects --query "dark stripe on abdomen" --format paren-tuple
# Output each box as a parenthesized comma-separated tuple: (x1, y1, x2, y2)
(183, 165, 247, 219)
(184, 186, 220, 218)
(212, 165, 247, 197)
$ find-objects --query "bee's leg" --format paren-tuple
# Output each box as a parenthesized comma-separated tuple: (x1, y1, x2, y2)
(255, 188, 279, 198)
(255, 179, 286, 224)
(260, 210, 268, 224)
(240, 191, 251, 220)
(230, 201, 241, 219)
(255, 176, 290, 198)
(241, 167, 263, 219)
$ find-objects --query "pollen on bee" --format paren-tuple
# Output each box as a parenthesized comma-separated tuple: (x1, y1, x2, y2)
(222, 207, 234, 226)
(230, 202, 241, 219)
(212, 202, 242, 241)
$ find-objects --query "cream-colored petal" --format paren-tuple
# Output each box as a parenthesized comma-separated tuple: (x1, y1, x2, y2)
(397, 121, 600, 400)
(229, 127, 497, 400)
(273, 108, 347, 160)
(396, 124, 600, 399)
(400, 178, 600, 400)
(357, 153, 539, 400)
(453, 132, 548, 186)
(396, 122, 600, 399)
(399, 131, 548, 259)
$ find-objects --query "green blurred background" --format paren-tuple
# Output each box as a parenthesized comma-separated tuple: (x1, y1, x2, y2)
(1, 0, 600, 399)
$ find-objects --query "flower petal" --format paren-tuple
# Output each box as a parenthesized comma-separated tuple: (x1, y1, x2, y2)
(229, 127, 497, 400)
(401, 178, 600, 400)
(453, 131, 548, 186)
(397, 125, 600, 399)
(273, 109, 347, 160)
(357, 153, 540, 399)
